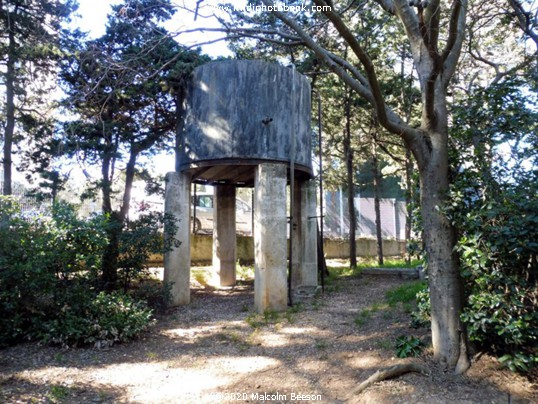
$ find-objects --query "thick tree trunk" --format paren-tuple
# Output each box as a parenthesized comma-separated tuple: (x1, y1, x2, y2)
(372, 138, 384, 266)
(415, 98, 470, 372)
(420, 156, 468, 372)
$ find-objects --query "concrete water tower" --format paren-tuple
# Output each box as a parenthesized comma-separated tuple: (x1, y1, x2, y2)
(164, 60, 318, 312)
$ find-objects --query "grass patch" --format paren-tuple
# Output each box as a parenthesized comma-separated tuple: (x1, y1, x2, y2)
(245, 309, 281, 328)
(385, 280, 427, 307)
(236, 262, 254, 282)
(354, 308, 373, 327)
(329, 258, 423, 272)
(355, 302, 391, 328)
(47, 385, 70, 403)
(192, 269, 211, 287)
(375, 339, 393, 350)
(373, 258, 423, 269)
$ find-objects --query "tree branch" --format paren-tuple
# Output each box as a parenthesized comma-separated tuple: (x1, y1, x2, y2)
(442, 0, 468, 87)
(507, 0, 538, 49)
(312, 0, 391, 124)
(373, 0, 396, 14)
(393, 0, 422, 49)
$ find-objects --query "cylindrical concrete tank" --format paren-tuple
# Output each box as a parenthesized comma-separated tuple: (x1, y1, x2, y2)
(179, 60, 312, 186)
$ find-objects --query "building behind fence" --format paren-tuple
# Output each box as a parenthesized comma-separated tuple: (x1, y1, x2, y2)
(324, 190, 407, 240)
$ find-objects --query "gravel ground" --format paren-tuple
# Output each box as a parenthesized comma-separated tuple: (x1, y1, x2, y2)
(0, 270, 536, 403)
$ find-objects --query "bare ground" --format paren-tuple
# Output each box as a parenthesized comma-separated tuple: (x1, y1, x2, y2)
(0, 271, 536, 404)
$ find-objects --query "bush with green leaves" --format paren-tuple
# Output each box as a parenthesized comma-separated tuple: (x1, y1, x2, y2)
(0, 199, 106, 345)
(0, 198, 156, 347)
(446, 79, 538, 372)
(118, 208, 178, 291)
(395, 336, 424, 358)
(410, 81, 538, 372)
(41, 291, 154, 348)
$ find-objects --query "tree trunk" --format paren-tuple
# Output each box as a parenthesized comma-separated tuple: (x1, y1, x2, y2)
(100, 148, 139, 291)
(405, 148, 413, 264)
(415, 95, 469, 372)
(372, 137, 384, 266)
(101, 212, 121, 291)
(3, 28, 16, 196)
(343, 93, 357, 268)
(175, 84, 186, 172)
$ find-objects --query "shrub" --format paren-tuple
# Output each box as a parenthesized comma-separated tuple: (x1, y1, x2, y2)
(130, 280, 173, 314)
(395, 336, 424, 358)
(41, 291, 154, 348)
(0, 198, 155, 347)
(118, 209, 177, 290)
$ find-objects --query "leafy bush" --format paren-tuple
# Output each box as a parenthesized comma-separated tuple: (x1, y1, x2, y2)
(118, 208, 177, 290)
(130, 280, 173, 314)
(443, 80, 538, 372)
(395, 336, 424, 358)
(0, 199, 105, 346)
(410, 287, 430, 329)
(41, 291, 153, 348)
(0, 198, 156, 347)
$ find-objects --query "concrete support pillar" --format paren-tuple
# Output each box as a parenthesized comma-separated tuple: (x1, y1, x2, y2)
(291, 180, 318, 289)
(164, 172, 191, 306)
(213, 184, 237, 286)
(302, 179, 319, 287)
(254, 163, 288, 313)
(291, 179, 303, 288)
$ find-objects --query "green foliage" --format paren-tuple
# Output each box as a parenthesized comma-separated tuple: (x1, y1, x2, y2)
(41, 291, 153, 348)
(0, 199, 106, 346)
(498, 353, 538, 373)
(0, 198, 155, 347)
(354, 308, 374, 328)
(245, 310, 282, 328)
(445, 80, 538, 372)
(236, 261, 255, 281)
(118, 209, 177, 290)
(47, 385, 70, 403)
(130, 280, 173, 314)
(385, 281, 426, 307)
(410, 287, 431, 329)
(395, 336, 424, 358)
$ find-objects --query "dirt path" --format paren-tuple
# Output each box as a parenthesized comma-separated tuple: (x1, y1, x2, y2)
(1, 273, 536, 403)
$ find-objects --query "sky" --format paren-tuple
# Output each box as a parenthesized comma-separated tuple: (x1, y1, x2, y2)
(53, 0, 239, 185)
(71, 0, 246, 57)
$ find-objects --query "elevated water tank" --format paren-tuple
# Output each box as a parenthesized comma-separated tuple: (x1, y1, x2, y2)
(179, 60, 312, 186)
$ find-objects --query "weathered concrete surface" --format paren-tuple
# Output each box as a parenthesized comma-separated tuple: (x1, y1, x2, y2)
(180, 60, 312, 184)
(323, 238, 405, 258)
(361, 267, 419, 279)
(291, 180, 318, 289)
(164, 172, 191, 306)
(212, 185, 236, 286)
(301, 180, 318, 286)
(254, 163, 288, 313)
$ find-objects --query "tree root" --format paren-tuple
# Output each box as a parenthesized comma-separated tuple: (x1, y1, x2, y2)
(348, 363, 430, 397)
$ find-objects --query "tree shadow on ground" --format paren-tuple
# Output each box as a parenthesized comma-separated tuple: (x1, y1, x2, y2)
(0, 274, 535, 403)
